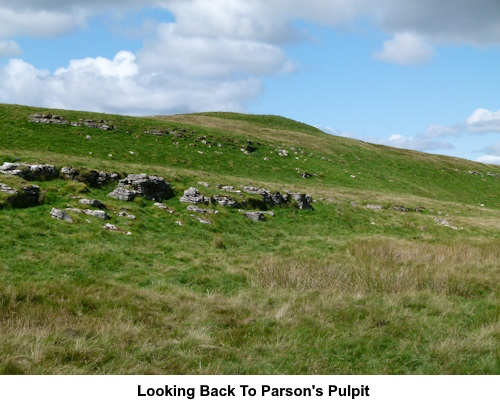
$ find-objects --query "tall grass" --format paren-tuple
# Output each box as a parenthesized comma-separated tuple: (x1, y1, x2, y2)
(250, 239, 500, 297)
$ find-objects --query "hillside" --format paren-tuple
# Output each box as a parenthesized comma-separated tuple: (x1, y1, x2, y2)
(0, 103, 499, 374)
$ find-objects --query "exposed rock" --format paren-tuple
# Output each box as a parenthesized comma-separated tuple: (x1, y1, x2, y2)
(244, 186, 265, 194)
(108, 174, 172, 201)
(197, 181, 210, 187)
(50, 208, 73, 223)
(392, 205, 412, 212)
(60, 167, 122, 187)
(29, 114, 68, 125)
(79, 198, 105, 209)
(103, 223, 119, 231)
(434, 217, 461, 230)
(261, 190, 287, 206)
(84, 210, 109, 220)
(300, 172, 312, 178)
(221, 185, 241, 193)
(187, 205, 218, 214)
(1, 182, 40, 208)
(213, 195, 239, 208)
(1, 162, 59, 181)
(289, 193, 313, 210)
(108, 187, 136, 201)
(180, 187, 211, 204)
(118, 211, 136, 220)
(196, 217, 212, 224)
(415, 206, 425, 213)
(487, 172, 500, 178)
(244, 211, 266, 221)
(154, 203, 176, 214)
(365, 204, 383, 210)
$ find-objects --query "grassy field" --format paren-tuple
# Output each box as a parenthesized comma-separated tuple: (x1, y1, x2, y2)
(0, 103, 499, 374)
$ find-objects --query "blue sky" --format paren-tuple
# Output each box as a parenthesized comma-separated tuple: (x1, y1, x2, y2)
(1, 1, 499, 164)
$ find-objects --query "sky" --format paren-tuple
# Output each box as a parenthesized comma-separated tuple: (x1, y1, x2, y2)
(1, 1, 499, 164)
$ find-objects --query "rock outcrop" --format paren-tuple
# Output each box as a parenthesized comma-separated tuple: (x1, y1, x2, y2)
(108, 174, 173, 202)
(0, 182, 40, 208)
(180, 187, 211, 204)
(60, 167, 122, 187)
(1, 162, 59, 181)
(213, 195, 239, 208)
(289, 193, 313, 210)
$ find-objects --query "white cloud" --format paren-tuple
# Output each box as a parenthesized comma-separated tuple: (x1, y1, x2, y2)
(421, 123, 462, 139)
(374, 32, 434, 65)
(0, 40, 21, 58)
(382, 133, 454, 151)
(466, 108, 500, 133)
(0, 52, 262, 115)
(476, 155, 500, 164)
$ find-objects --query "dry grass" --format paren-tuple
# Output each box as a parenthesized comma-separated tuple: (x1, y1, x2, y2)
(250, 238, 500, 297)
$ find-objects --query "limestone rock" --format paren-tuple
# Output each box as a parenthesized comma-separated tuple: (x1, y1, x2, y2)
(180, 187, 211, 204)
(244, 211, 266, 221)
(79, 198, 106, 209)
(289, 193, 313, 210)
(187, 205, 218, 214)
(1, 182, 40, 207)
(114, 174, 173, 201)
(1, 162, 59, 181)
(84, 209, 109, 220)
(50, 208, 73, 223)
(61, 167, 122, 187)
(108, 186, 136, 201)
(213, 195, 239, 208)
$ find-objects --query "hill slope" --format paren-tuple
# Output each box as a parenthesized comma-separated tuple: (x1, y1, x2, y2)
(0, 104, 499, 374)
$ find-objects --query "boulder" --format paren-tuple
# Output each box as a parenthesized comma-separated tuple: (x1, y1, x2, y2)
(289, 193, 313, 210)
(213, 195, 239, 208)
(180, 187, 211, 204)
(114, 174, 173, 201)
(79, 198, 106, 209)
(50, 208, 73, 223)
(84, 210, 109, 220)
(244, 212, 266, 221)
(107, 187, 136, 202)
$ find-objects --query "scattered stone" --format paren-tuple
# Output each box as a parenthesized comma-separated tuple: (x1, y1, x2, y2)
(187, 205, 218, 214)
(196, 217, 212, 224)
(300, 172, 312, 178)
(289, 193, 313, 210)
(277, 148, 289, 157)
(118, 212, 136, 220)
(434, 217, 461, 230)
(243, 186, 264, 194)
(244, 211, 266, 221)
(50, 208, 73, 223)
(197, 181, 210, 187)
(86, 135, 92, 140)
(79, 198, 105, 209)
(108, 174, 173, 201)
(415, 206, 425, 212)
(392, 205, 412, 212)
(103, 223, 119, 231)
(241, 140, 256, 153)
(84, 210, 109, 220)
(180, 187, 211, 204)
(487, 172, 500, 178)
(365, 204, 383, 210)
(175, 220, 183, 226)
(154, 203, 175, 213)
(1, 162, 59, 181)
(213, 195, 239, 208)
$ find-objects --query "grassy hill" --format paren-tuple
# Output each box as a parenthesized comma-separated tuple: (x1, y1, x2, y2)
(0, 103, 499, 374)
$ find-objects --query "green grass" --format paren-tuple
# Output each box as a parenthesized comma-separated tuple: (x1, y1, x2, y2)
(0, 103, 499, 374)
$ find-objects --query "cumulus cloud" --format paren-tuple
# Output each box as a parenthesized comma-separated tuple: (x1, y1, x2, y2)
(0, 52, 261, 115)
(1, 1, 500, 113)
(374, 32, 434, 65)
(466, 108, 500, 133)
(0, 40, 21, 58)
